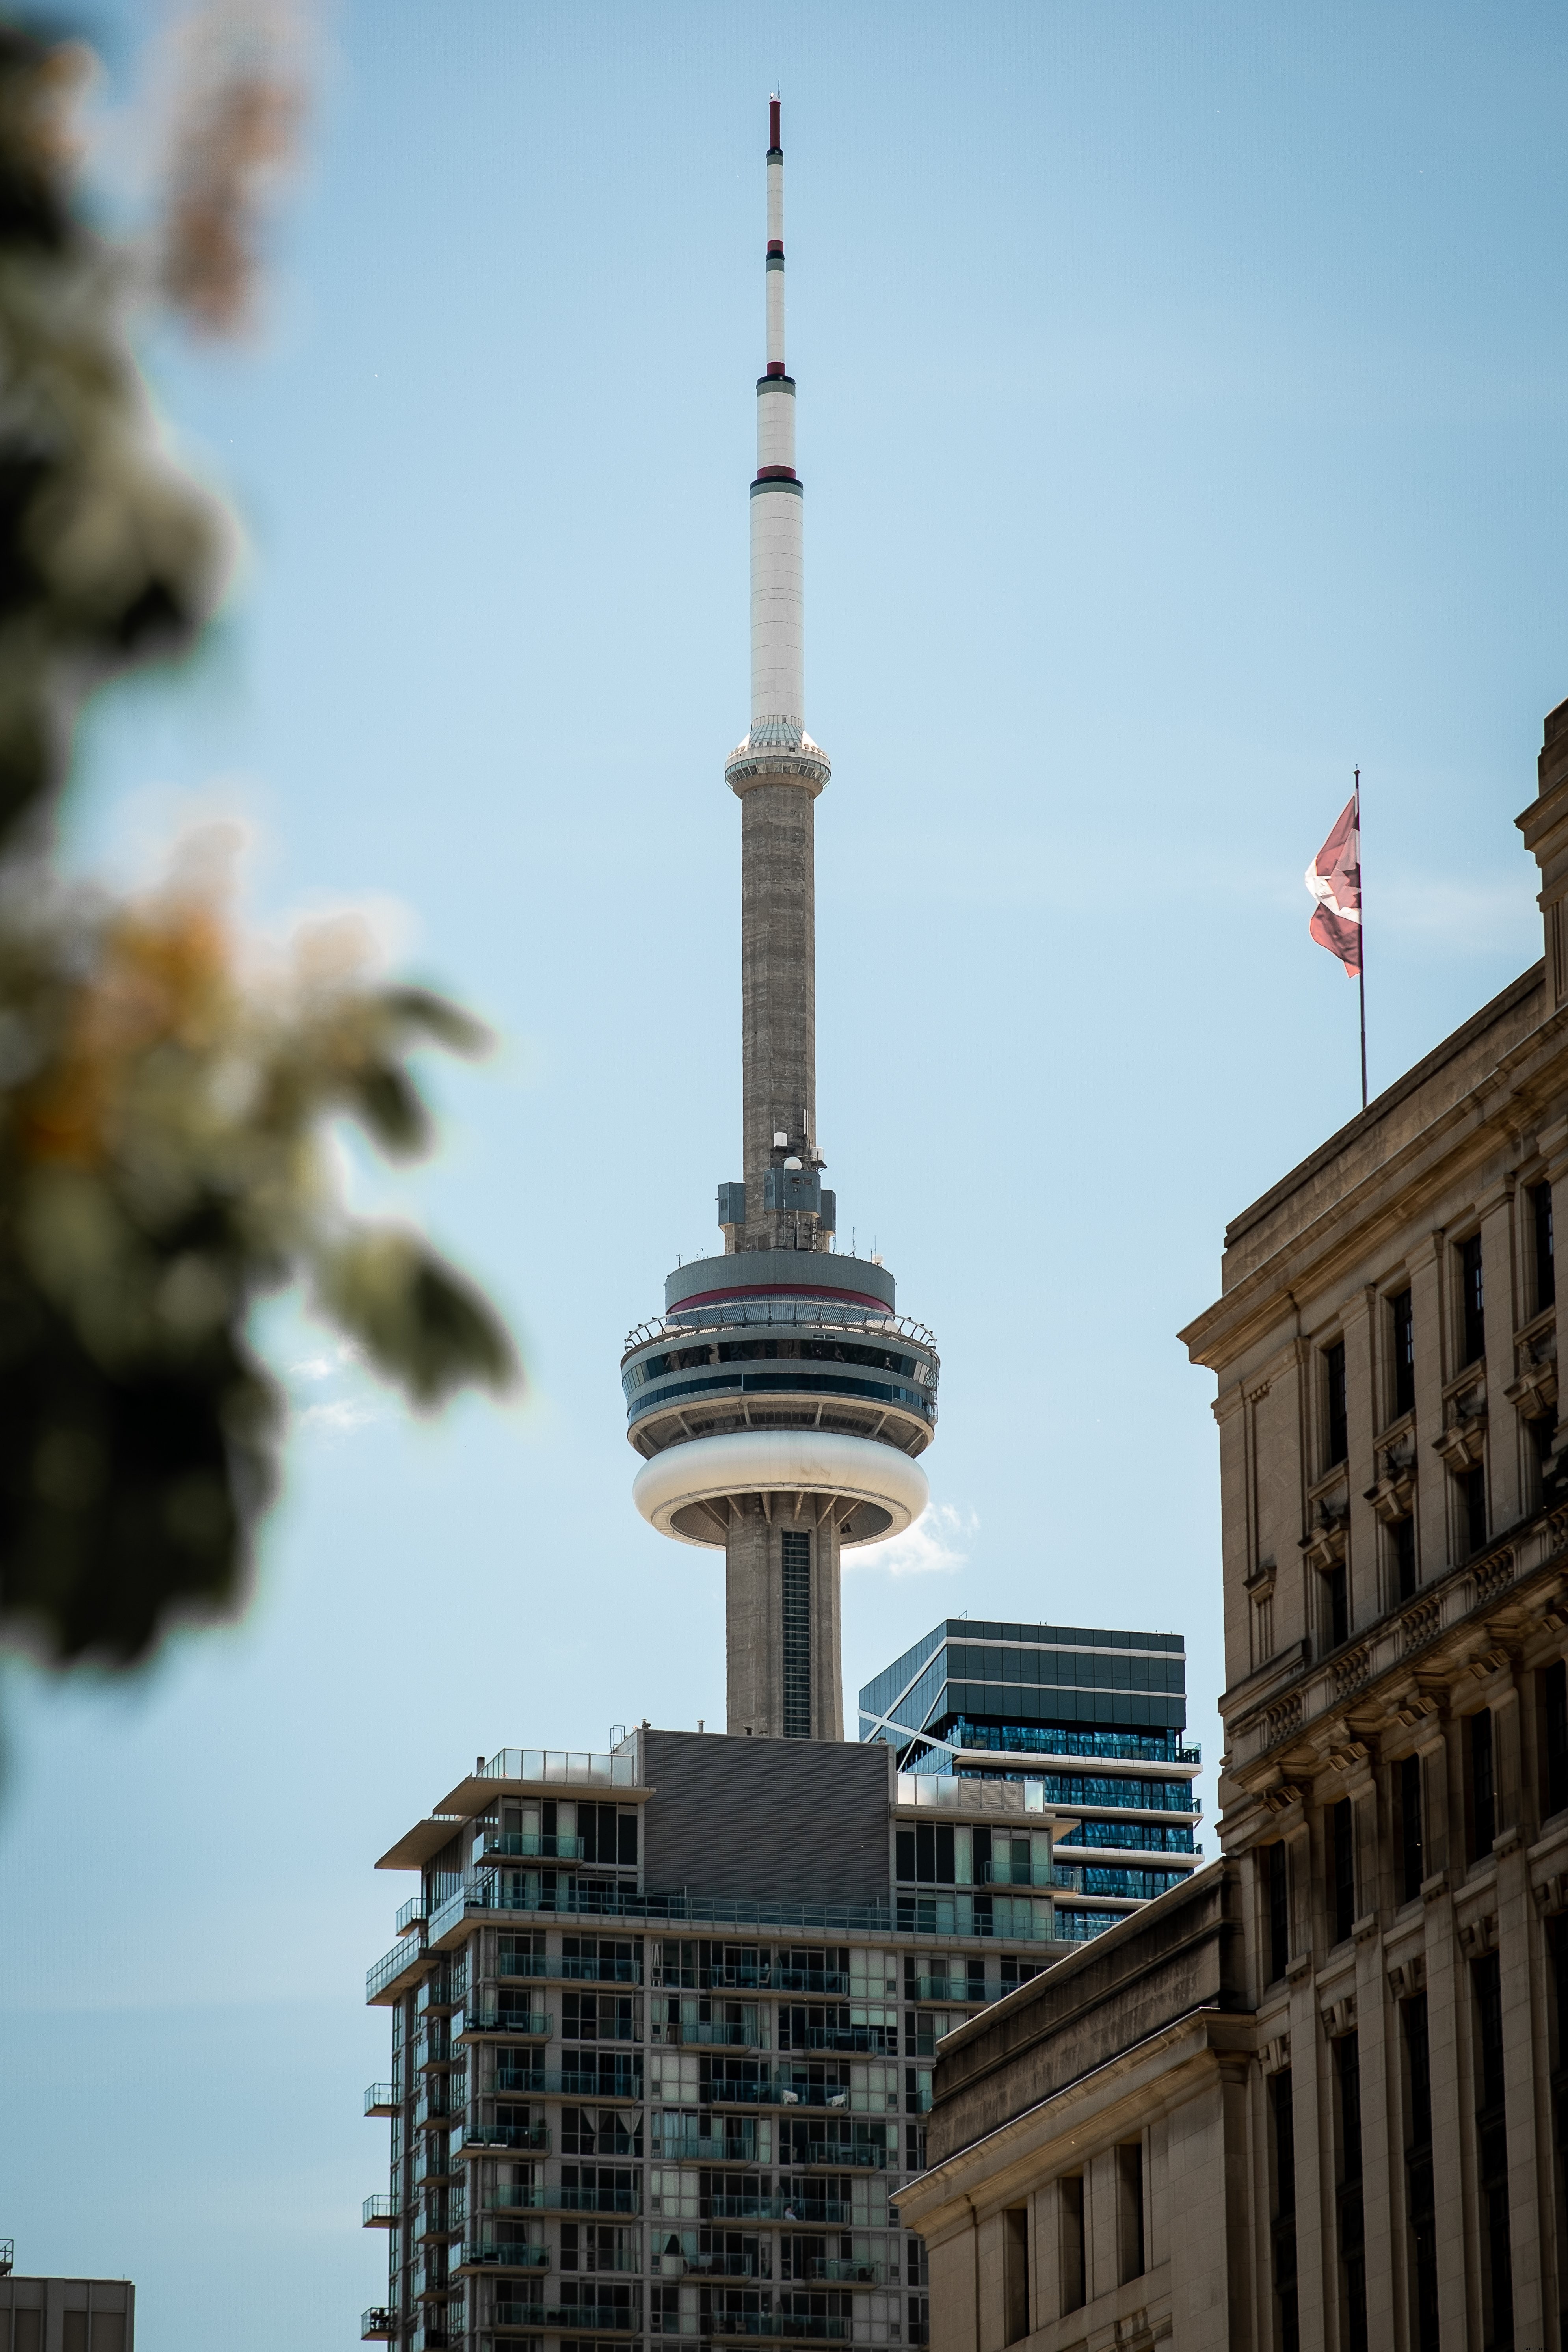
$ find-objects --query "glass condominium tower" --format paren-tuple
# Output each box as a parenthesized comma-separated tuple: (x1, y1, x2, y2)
(859, 1620, 1202, 1937)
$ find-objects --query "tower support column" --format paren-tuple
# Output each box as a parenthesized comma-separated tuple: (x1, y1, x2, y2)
(726, 1500, 843, 1739)
(739, 777, 819, 1245)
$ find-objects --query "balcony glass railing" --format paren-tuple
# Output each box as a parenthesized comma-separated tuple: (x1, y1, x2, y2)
(657, 2136, 760, 2165)
(706, 2198, 852, 2225)
(458, 2006, 552, 2039)
(363, 2193, 400, 2226)
(459, 2240, 550, 2270)
(481, 1748, 639, 1788)
(979, 1862, 1068, 1889)
(674, 2254, 766, 2279)
(474, 1831, 587, 1863)
(498, 1953, 641, 1984)
(715, 2320, 849, 2341)
(801, 2028, 896, 2054)
(549, 2186, 642, 2215)
(432, 1881, 896, 1942)
(806, 2263, 883, 2285)
(397, 1895, 429, 1934)
(659, 2021, 763, 2048)
(487, 2067, 643, 2098)
(360, 2311, 398, 2341)
(367, 1942, 426, 2002)
(775, 1972, 852, 1995)
(455, 2121, 551, 2155)
(485, 2184, 546, 2212)
(491, 2299, 639, 2332)
(365, 2083, 400, 2115)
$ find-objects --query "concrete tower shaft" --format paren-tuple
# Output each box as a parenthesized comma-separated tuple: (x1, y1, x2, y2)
(626, 101, 937, 1746)
(725, 98, 830, 1255)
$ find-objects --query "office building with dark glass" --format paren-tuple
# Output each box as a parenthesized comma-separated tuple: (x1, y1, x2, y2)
(858, 1621, 1202, 1932)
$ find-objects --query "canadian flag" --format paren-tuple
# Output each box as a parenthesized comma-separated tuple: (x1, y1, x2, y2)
(1306, 795, 1361, 979)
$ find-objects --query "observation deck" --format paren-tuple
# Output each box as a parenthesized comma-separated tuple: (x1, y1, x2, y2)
(622, 1252, 938, 1549)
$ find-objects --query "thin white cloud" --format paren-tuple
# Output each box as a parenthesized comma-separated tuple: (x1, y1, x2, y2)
(295, 1395, 391, 1437)
(848, 1502, 975, 1579)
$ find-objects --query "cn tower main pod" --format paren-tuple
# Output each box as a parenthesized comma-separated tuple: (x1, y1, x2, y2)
(622, 100, 938, 1741)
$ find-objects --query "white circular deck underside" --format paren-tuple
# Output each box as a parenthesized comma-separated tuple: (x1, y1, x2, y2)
(632, 1429, 929, 1550)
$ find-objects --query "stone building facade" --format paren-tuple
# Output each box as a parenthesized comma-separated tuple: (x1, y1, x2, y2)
(898, 694, 1568, 2352)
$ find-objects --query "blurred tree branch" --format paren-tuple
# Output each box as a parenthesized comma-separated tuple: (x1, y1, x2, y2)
(0, 15, 516, 1669)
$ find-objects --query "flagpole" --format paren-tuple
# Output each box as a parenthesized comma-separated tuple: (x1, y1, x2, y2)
(1356, 766, 1367, 1111)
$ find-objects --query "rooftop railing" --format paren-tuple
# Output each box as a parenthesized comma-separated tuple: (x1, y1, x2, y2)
(482, 1750, 638, 1788)
(625, 1299, 937, 1354)
(895, 1775, 1049, 1814)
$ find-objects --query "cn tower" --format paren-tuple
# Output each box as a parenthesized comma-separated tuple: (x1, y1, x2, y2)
(621, 100, 939, 1740)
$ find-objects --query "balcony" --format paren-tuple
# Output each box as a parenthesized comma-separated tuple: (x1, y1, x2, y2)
(782, 2141, 889, 2172)
(543, 2186, 642, 2216)
(707, 2198, 851, 2225)
(708, 2078, 857, 2110)
(361, 2311, 398, 2341)
(474, 1830, 586, 1863)
(665, 2254, 767, 2279)
(457, 2242, 551, 2274)
(498, 1953, 640, 1984)
(481, 1748, 640, 1788)
(456, 2122, 551, 2156)
(368, 1940, 430, 2005)
(713, 2321, 849, 2342)
(657, 2135, 761, 2166)
(805, 2263, 883, 2286)
(366, 2083, 402, 2117)
(658, 2021, 764, 2049)
(910, 1978, 994, 2004)
(415, 2085, 467, 2130)
(774, 1971, 851, 1996)
(906, 2089, 932, 2114)
(801, 2028, 896, 2055)
(364, 2194, 401, 2228)
(398, 1894, 430, 1935)
(486, 2067, 643, 2099)
(490, 2300, 639, 2334)
(413, 2144, 465, 2188)
(458, 2007, 552, 2042)
(979, 1862, 1068, 1890)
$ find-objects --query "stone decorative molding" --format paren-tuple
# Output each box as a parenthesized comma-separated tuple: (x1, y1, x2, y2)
(1331, 1651, 1373, 1702)
(1534, 1870, 1568, 1916)
(1285, 1951, 1313, 1983)
(1352, 1911, 1380, 1945)
(1244, 1558, 1278, 1597)
(1388, 1955, 1426, 2001)
(1262, 1780, 1305, 1815)
(1321, 1993, 1357, 2039)
(1366, 1441, 1416, 1525)
(1434, 1410, 1487, 1473)
(1390, 1687, 1443, 1728)
(1265, 1695, 1304, 1744)
(1505, 1351, 1558, 1423)
(1324, 1738, 1370, 1773)
(1463, 1644, 1514, 1680)
(1302, 1500, 1349, 1575)
(1458, 1912, 1499, 1959)
(1420, 1870, 1449, 1904)
(1259, 2033, 1291, 2075)
(1400, 1597, 1443, 1655)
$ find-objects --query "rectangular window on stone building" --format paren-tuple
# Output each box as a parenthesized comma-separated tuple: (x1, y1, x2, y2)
(1399, 1755, 1425, 1904)
(1334, 2032, 1368, 2352)
(1535, 1180, 1557, 1312)
(1544, 1658, 1568, 1819)
(1459, 1233, 1486, 1368)
(1002, 2206, 1030, 2345)
(1468, 1709, 1497, 1861)
(1391, 1288, 1415, 1418)
(1116, 2142, 1145, 2282)
(1401, 1994, 1439, 2352)
(1269, 2071, 1300, 2352)
(1460, 1463, 1488, 1560)
(1322, 1562, 1349, 1653)
(1473, 1952, 1515, 2351)
(1391, 1513, 1417, 1604)
(1547, 1916, 1568, 2327)
(1330, 1798, 1356, 1945)
(1058, 2174, 1086, 2315)
(1324, 1340, 1348, 1468)
(1265, 1842, 1290, 1983)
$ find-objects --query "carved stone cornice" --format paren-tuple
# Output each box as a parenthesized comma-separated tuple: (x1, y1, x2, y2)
(1366, 1436, 1416, 1524)
(1301, 1499, 1349, 1575)
(1434, 1407, 1487, 1473)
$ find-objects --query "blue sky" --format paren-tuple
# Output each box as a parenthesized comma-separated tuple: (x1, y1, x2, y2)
(2, 2, 1566, 2342)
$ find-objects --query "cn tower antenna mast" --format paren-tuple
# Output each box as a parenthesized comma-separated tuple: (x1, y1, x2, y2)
(619, 101, 938, 1742)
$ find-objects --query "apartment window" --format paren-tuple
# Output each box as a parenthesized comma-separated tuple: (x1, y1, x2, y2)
(1335, 2032, 1368, 2352)
(1391, 1513, 1417, 1604)
(1399, 1754, 1425, 1904)
(781, 1531, 811, 1738)
(1325, 1340, 1349, 1468)
(1002, 2207, 1030, 2345)
(1402, 1994, 1439, 2352)
(1330, 1797, 1356, 1945)
(896, 1823, 955, 1885)
(1116, 2142, 1145, 2283)
(1460, 1463, 1488, 1559)
(1391, 1288, 1415, 1417)
(1270, 2071, 1299, 2352)
(1470, 1709, 1497, 1861)
(1323, 1561, 1349, 1652)
(1535, 1180, 1557, 1311)
(1474, 1953, 1514, 2350)
(1459, 1233, 1486, 1367)
(1266, 1841, 1290, 1984)
(1545, 1658, 1568, 1818)
(1058, 2175, 1086, 2315)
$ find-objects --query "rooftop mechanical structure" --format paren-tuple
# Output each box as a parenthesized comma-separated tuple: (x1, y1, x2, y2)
(624, 100, 937, 1742)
